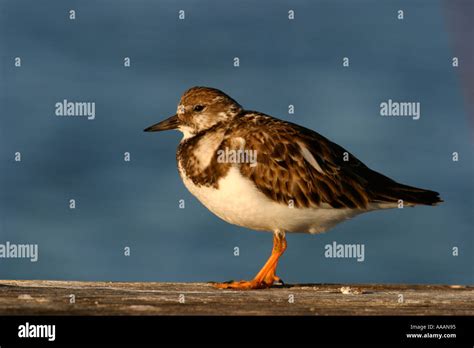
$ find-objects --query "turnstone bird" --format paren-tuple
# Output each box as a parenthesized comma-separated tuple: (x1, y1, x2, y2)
(144, 87, 442, 290)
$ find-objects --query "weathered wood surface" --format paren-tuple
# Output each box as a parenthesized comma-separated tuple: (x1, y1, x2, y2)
(0, 280, 472, 316)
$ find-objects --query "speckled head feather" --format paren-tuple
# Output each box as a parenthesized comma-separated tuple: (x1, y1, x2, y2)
(177, 87, 243, 136)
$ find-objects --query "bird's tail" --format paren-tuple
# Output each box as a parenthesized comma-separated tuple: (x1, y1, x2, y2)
(360, 165, 444, 207)
(373, 182, 443, 206)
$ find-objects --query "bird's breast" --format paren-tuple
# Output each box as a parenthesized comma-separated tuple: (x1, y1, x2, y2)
(177, 161, 362, 234)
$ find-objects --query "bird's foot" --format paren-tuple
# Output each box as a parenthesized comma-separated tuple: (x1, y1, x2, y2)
(212, 275, 283, 290)
(212, 279, 270, 290)
(213, 232, 287, 290)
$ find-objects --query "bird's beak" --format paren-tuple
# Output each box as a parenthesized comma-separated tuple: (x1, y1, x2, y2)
(144, 114, 180, 132)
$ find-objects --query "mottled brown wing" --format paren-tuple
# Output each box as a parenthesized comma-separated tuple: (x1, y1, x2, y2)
(225, 113, 441, 209)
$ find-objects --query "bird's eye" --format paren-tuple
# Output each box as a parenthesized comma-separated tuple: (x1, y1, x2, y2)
(193, 105, 205, 112)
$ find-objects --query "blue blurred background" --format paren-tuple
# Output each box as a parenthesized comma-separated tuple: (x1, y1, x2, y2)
(0, 0, 472, 284)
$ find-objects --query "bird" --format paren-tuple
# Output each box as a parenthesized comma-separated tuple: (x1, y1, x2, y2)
(144, 86, 442, 290)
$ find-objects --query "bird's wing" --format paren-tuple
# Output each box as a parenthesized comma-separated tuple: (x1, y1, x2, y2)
(224, 113, 441, 209)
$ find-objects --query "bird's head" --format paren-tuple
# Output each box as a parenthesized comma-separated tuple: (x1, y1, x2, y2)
(144, 86, 242, 138)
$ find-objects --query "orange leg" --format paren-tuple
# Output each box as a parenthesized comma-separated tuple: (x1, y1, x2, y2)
(213, 231, 287, 290)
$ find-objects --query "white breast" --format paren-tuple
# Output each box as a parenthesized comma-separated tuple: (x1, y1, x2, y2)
(178, 163, 364, 234)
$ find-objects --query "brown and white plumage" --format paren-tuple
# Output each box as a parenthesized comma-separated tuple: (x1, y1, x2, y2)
(226, 113, 442, 209)
(145, 86, 442, 289)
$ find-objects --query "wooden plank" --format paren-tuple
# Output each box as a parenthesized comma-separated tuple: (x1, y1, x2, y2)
(0, 280, 472, 316)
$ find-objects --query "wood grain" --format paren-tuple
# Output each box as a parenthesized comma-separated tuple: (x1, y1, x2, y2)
(0, 280, 472, 316)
